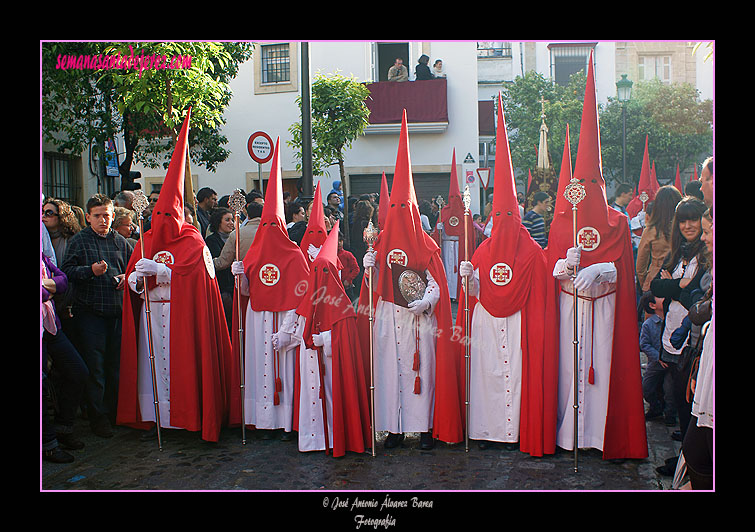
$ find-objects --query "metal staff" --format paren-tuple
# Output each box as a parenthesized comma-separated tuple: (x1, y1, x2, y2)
(314, 318, 330, 455)
(639, 191, 649, 212)
(363, 220, 379, 457)
(434, 195, 445, 234)
(462, 185, 472, 453)
(563, 177, 586, 472)
(131, 190, 163, 451)
(229, 189, 247, 444)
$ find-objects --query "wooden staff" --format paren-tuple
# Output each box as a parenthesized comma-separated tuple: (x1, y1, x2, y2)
(563, 177, 586, 473)
(131, 190, 163, 451)
(363, 220, 379, 457)
(229, 189, 247, 444)
(462, 185, 472, 453)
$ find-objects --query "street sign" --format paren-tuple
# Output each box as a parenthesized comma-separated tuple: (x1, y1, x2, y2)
(466, 170, 475, 184)
(247, 131, 274, 164)
(477, 168, 491, 189)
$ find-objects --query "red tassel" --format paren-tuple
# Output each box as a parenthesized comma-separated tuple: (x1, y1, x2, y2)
(273, 391, 280, 406)
(414, 376, 421, 395)
(588, 367, 595, 385)
(413, 351, 420, 372)
(275, 377, 282, 393)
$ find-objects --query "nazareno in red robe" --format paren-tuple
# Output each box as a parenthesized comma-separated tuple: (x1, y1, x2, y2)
(356, 110, 464, 445)
(544, 51, 647, 460)
(293, 220, 372, 457)
(454, 94, 553, 457)
(117, 108, 233, 443)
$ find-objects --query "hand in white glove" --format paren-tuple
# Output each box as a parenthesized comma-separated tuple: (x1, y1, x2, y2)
(407, 299, 430, 316)
(272, 331, 292, 351)
(308, 244, 321, 261)
(459, 261, 474, 278)
(312, 332, 325, 347)
(565, 246, 582, 271)
(436, 222, 444, 232)
(135, 258, 161, 278)
(231, 260, 245, 276)
(363, 250, 377, 269)
(574, 263, 601, 291)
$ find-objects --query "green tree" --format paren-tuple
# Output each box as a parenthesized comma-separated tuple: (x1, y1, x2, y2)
(42, 41, 253, 189)
(600, 79, 712, 187)
(288, 71, 371, 241)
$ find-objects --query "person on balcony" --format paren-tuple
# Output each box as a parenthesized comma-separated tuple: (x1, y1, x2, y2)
(388, 58, 408, 82)
(415, 54, 433, 80)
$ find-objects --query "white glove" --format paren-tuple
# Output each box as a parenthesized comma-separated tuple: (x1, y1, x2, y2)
(312, 332, 325, 347)
(407, 298, 430, 316)
(436, 222, 444, 232)
(363, 250, 377, 269)
(135, 258, 161, 278)
(272, 331, 291, 351)
(231, 260, 245, 276)
(573, 263, 605, 291)
(565, 246, 582, 270)
(459, 261, 474, 278)
(308, 244, 321, 261)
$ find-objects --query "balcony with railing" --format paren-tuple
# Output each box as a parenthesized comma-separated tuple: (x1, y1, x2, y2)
(363, 78, 448, 134)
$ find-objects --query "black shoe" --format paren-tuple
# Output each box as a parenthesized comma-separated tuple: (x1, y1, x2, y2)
(656, 463, 676, 477)
(91, 418, 113, 438)
(644, 409, 662, 420)
(502, 442, 520, 452)
(419, 432, 435, 450)
(664, 416, 677, 427)
(384, 432, 404, 449)
(57, 433, 85, 450)
(258, 429, 274, 440)
(671, 430, 683, 442)
(477, 440, 493, 450)
(280, 431, 294, 442)
(43, 447, 74, 463)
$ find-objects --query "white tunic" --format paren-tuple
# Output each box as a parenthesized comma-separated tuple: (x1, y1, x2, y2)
(372, 268, 441, 434)
(287, 314, 335, 453)
(440, 226, 459, 298)
(238, 275, 297, 430)
(465, 268, 523, 443)
(553, 259, 617, 452)
(128, 268, 182, 429)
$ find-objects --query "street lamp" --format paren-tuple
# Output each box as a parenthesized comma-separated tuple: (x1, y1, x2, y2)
(616, 74, 633, 184)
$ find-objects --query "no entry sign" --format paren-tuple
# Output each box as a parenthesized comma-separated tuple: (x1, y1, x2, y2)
(247, 131, 274, 164)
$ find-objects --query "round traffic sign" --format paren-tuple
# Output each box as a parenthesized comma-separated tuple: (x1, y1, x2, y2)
(247, 131, 274, 164)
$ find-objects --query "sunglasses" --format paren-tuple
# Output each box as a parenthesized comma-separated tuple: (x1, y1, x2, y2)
(42, 209, 59, 217)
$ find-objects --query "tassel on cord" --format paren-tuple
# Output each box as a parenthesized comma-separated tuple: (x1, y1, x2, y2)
(273, 313, 281, 405)
(413, 351, 420, 372)
(414, 376, 421, 395)
(413, 316, 421, 394)
(588, 366, 595, 385)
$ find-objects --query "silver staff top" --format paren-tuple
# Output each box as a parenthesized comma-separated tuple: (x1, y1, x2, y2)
(229, 189, 246, 214)
(564, 177, 586, 206)
(132, 189, 149, 217)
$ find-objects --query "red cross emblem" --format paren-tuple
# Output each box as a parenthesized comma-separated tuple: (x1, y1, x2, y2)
(259, 263, 280, 286)
(489, 262, 513, 286)
(153, 251, 174, 265)
(387, 248, 408, 268)
(448, 216, 459, 227)
(577, 226, 601, 251)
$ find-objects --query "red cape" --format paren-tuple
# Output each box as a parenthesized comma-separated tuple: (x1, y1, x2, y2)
(117, 224, 233, 442)
(457, 229, 553, 456)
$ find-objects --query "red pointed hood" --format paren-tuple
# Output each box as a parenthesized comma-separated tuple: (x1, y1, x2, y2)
(440, 149, 466, 238)
(473, 93, 544, 317)
(243, 137, 309, 312)
(148, 108, 191, 256)
(674, 163, 681, 191)
(627, 135, 653, 217)
(546, 49, 628, 267)
(297, 221, 355, 345)
(300, 181, 328, 260)
(378, 172, 390, 231)
(374, 110, 439, 303)
(487, 93, 522, 257)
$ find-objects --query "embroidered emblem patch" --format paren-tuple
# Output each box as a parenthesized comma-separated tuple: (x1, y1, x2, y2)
(259, 263, 280, 286)
(386, 248, 408, 269)
(203, 246, 215, 279)
(153, 251, 174, 265)
(577, 226, 601, 251)
(489, 262, 513, 286)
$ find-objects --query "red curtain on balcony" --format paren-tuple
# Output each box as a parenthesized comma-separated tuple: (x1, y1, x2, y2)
(365, 78, 448, 124)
